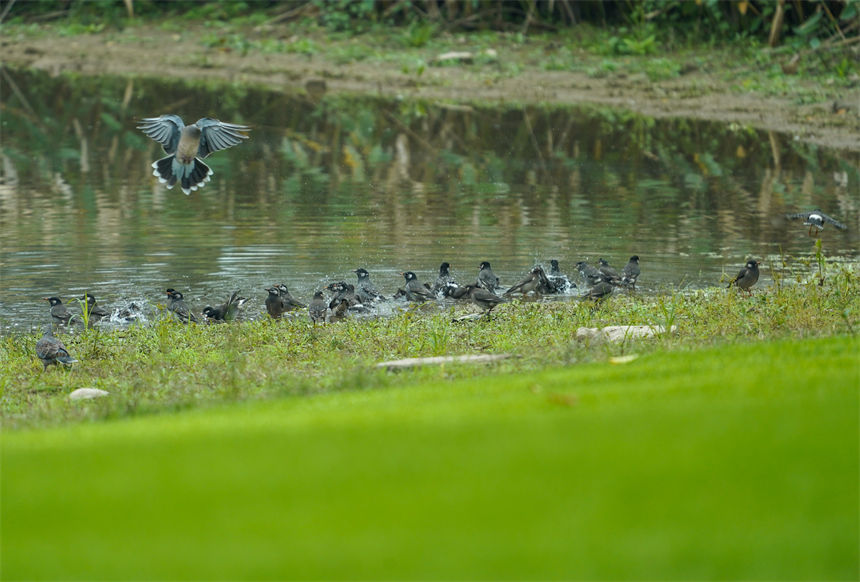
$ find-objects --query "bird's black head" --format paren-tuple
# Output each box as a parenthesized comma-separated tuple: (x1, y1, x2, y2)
(265, 286, 279, 296)
(202, 306, 215, 317)
(81, 293, 97, 306)
(327, 282, 346, 292)
(167, 289, 184, 300)
(747, 260, 760, 269)
(629, 255, 639, 262)
(165, 288, 176, 296)
(479, 261, 491, 270)
(575, 261, 587, 269)
(313, 290, 325, 299)
(439, 262, 450, 273)
(44, 297, 62, 306)
(598, 258, 609, 267)
(550, 259, 559, 269)
(402, 271, 417, 281)
(354, 268, 369, 278)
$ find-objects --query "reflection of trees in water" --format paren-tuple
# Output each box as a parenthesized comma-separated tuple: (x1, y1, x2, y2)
(1, 68, 857, 258)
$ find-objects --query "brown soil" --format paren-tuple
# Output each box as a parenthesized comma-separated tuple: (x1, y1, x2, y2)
(4, 24, 859, 152)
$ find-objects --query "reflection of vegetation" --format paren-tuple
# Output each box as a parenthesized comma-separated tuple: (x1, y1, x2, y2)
(1, 68, 857, 259)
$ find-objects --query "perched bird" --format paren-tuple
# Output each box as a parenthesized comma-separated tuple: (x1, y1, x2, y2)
(727, 260, 760, 295)
(277, 284, 306, 310)
(463, 284, 506, 316)
(308, 290, 328, 325)
(505, 266, 547, 297)
(44, 297, 74, 327)
(432, 262, 456, 295)
(598, 258, 622, 285)
(579, 281, 615, 301)
(137, 115, 250, 195)
(35, 326, 76, 371)
(81, 293, 111, 326)
(354, 268, 385, 303)
(265, 286, 287, 319)
(621, 256, 641, 289)
(401, 271, 436, 302)
(326, 282, 361, 308)
(165, 288, 198, 323)
(547, 259, 574, 293)
(575, 261, 603, 287)
(202, 290, 246, 323)
(476, 261, 500, 293)
(786, 210, 847, 237)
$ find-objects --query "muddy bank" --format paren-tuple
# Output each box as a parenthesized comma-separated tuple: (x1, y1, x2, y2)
(3, 24, 859, 152)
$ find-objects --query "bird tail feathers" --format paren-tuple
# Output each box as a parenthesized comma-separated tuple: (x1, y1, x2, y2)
(151, 155, 213, 195)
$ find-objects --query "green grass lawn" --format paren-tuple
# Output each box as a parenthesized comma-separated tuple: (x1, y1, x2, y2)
(3, 335, 857, 580)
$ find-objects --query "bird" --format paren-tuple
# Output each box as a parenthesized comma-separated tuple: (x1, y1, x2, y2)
(265, 286, 288, 318)
(326, 282, 361, 309)
(432, 262, 456, 295)
(308, 290, 328, 325)
(81, 293, 111, 326)
(621, 256, 641, 289)
(401, 271, 436, 302)
(35, 326, 77, 371)
(463, 284, 506, 316)
(165, 288, 198, 323)
(598, 258, 622, 285)
(505, 266, 547, 297)
(579, 281, 615, 301)
(137, 115, 250, 195)
(786, 210, 847, 237)
(353, 268, 385, 303)
(547, 259, 574, 293)
(44, 297, 73, 327)
(202, 290, 246, 322)
(575, 261, 603, 287)
(277, 284, 306, 311)
(444, 282, 470, 299)
(476, 261, 500, 293)
(727, 260, 760, 295)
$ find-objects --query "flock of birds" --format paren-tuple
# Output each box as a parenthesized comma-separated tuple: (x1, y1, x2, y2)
(31, 114, 849, 371)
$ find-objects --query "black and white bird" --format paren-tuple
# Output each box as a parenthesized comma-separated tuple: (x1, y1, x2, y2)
(621, 256, 641, 289)
(326, 282, 362, 309)
(476, 261, 500, 293)
(787, 210, 847, 237)
(727, 260, 760, 295)
(463, 284, 507, 316)
(81, 293, 111, 327)
(138, 115, 250, 195)
(432, 262, 457, 296)
(278, 284, 306, 311)
(353, 268, 385, 303)
(202, 290, 247, 323)
(44, 297, 74, 327)
(575, 261, 603, 287)
(308, 290, 328, 325)
(165, 288, 198, 323)
(401, 271, 436, 302)
(547, 259, 574, 293)
(35, 326, 77, 371)
(598, 258, 622, 285)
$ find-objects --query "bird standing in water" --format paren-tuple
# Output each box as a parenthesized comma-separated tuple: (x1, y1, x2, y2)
(138, 115, 250, 195)
(353, 268, 385, 303)
(727, 260, 760, 295)
(81, 293, 111, 327)
(476, 261, 500, 293)
(202, 290, 246, 323)
(44, 297, 73, 328)
(165, 288, 198, 323)
(401, 271, 436, 302)
(308, 290, 328, 325)
(621, 256, 641, 289)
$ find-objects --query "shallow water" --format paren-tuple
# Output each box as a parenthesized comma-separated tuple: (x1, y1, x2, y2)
(1, 68, 858, 331)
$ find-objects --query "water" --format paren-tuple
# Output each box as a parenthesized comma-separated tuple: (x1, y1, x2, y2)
(1, 68, 858, 331)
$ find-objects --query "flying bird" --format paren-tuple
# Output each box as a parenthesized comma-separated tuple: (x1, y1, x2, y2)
(786, 210, 847, 237)
(138, 115, 250, 195)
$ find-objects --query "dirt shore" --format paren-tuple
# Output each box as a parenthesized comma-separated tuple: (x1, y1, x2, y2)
(3, 24, 859, 152)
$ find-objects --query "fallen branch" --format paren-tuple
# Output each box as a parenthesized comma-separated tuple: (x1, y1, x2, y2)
(376, 354, 511, 370)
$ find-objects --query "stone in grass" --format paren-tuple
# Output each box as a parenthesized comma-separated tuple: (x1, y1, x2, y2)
(69, 388, 109, 400)
(575, 325, 677, 343)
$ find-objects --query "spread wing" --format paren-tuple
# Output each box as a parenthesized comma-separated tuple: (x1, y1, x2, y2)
(137, 115, 185, 154)
(822, 214, 848, 230)
(195, 118, 251, 158)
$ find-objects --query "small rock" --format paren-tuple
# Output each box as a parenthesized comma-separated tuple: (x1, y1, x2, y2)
(69, 388, 109, 400)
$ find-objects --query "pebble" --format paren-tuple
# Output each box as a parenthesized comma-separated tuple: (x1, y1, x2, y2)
(68, 388, 109, 400)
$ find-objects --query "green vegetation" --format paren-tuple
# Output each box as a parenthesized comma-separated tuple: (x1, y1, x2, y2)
(2, 262, 857, 431)
(3, 334, 857, 579)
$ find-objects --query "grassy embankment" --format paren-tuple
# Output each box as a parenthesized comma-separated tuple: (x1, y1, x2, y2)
(2, 331, 858, 579)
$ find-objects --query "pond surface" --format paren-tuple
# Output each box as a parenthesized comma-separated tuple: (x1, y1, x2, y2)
(1, 68, 858, 331)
